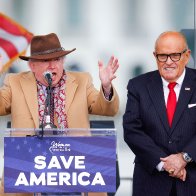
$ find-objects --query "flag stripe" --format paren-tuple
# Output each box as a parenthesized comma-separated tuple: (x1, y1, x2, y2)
(0, 12, 33, 73)
(0, 29, 29, 53)
(0, 13, 32, 41)
(0, 48, 9, 65)
(0, 13, 22, 35)
(0, 38, 18, 58)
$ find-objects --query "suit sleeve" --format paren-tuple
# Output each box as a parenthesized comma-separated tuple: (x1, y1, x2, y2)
(86, 73, 119, 116)
(0, 74, 12, 115)
(123, 80, 167, 174)
(183, 136, 196, 162)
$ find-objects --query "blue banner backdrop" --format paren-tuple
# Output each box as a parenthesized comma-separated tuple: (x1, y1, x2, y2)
(4, 136, 116, 193)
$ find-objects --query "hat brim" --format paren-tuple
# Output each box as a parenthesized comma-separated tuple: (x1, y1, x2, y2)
(19, 48, 76, 61)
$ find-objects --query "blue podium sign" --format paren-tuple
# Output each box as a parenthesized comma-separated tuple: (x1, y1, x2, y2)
(4, 136, 116, 193)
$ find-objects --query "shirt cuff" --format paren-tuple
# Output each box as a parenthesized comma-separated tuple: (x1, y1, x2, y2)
(156, 161, 164, 172)
(102, 86, 113, 101)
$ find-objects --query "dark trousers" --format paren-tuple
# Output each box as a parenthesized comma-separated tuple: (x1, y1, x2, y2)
(170, 180, 177, 196)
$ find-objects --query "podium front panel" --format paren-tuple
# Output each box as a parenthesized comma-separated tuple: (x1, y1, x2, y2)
(3, 128, 116, 193)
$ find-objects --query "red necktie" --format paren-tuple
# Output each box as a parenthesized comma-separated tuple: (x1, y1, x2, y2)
(167, 82, 177, 127)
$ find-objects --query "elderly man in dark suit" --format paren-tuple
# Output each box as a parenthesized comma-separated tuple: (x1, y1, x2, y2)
(123, 31, 196, 196)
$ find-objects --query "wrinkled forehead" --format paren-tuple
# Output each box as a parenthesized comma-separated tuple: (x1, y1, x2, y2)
(155, 33, 187, 53)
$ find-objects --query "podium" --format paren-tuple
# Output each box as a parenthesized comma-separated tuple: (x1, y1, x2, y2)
(3, 128, 116, 195)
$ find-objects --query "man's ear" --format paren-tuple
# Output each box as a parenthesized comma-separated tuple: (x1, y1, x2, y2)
(184, 49, 191, 65)
(186, 49, 191, 57)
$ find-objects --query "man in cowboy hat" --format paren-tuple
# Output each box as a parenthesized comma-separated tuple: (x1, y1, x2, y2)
(0, 33, 119, 196)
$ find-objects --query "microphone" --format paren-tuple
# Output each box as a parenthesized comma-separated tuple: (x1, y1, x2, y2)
(43, 71, 52, 85)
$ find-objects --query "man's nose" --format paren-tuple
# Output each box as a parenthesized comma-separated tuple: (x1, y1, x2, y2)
(166, 56, 173, 64)
(48, 61, 56, 69)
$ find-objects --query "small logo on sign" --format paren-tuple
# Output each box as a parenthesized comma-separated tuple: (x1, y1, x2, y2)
(49, 141, 71, 154)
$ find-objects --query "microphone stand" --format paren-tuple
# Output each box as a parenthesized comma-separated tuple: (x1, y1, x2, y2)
(44, 85, 57, 129)
(39, 78, 57, 137)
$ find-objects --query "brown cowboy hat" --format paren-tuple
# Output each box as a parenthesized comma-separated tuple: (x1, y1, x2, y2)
(19, 33, 76, 61)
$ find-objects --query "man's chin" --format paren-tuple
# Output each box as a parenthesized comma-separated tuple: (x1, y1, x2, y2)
(52, 81, 59, 87)
(163, 76, 177, 82)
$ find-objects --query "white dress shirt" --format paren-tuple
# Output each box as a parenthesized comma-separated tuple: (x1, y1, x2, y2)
(156, 69, 186, 171)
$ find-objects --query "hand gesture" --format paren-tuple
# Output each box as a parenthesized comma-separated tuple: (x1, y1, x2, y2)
(98, 56, 119, 92)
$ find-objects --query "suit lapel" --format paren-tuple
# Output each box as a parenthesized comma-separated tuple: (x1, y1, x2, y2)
(65, 72, 78, 114)
(19, 71, 78, 127)
(171, 68, 196, 133)
(20, 72, 39, 127)
(147, 71, 170, 132)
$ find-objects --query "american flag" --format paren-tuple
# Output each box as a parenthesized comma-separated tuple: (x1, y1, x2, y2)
(0, 12, 33, 73)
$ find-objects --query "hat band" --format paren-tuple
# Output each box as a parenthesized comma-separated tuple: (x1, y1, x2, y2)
(32, 47, 64, 56)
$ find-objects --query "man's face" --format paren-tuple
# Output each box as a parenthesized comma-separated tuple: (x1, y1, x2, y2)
(154, 33, 191, 83)
(29, 57, 64, 86)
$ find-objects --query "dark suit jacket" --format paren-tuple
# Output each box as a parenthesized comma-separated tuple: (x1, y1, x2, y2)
(123, 67, 196, 196)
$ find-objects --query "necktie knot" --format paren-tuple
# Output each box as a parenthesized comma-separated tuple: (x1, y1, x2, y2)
(168, 82, 177, 90)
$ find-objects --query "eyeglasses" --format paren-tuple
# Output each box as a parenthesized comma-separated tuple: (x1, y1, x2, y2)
(156, 49, 187, 62)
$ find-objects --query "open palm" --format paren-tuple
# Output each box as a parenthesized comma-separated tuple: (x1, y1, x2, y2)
(98, 56, 119, 90)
